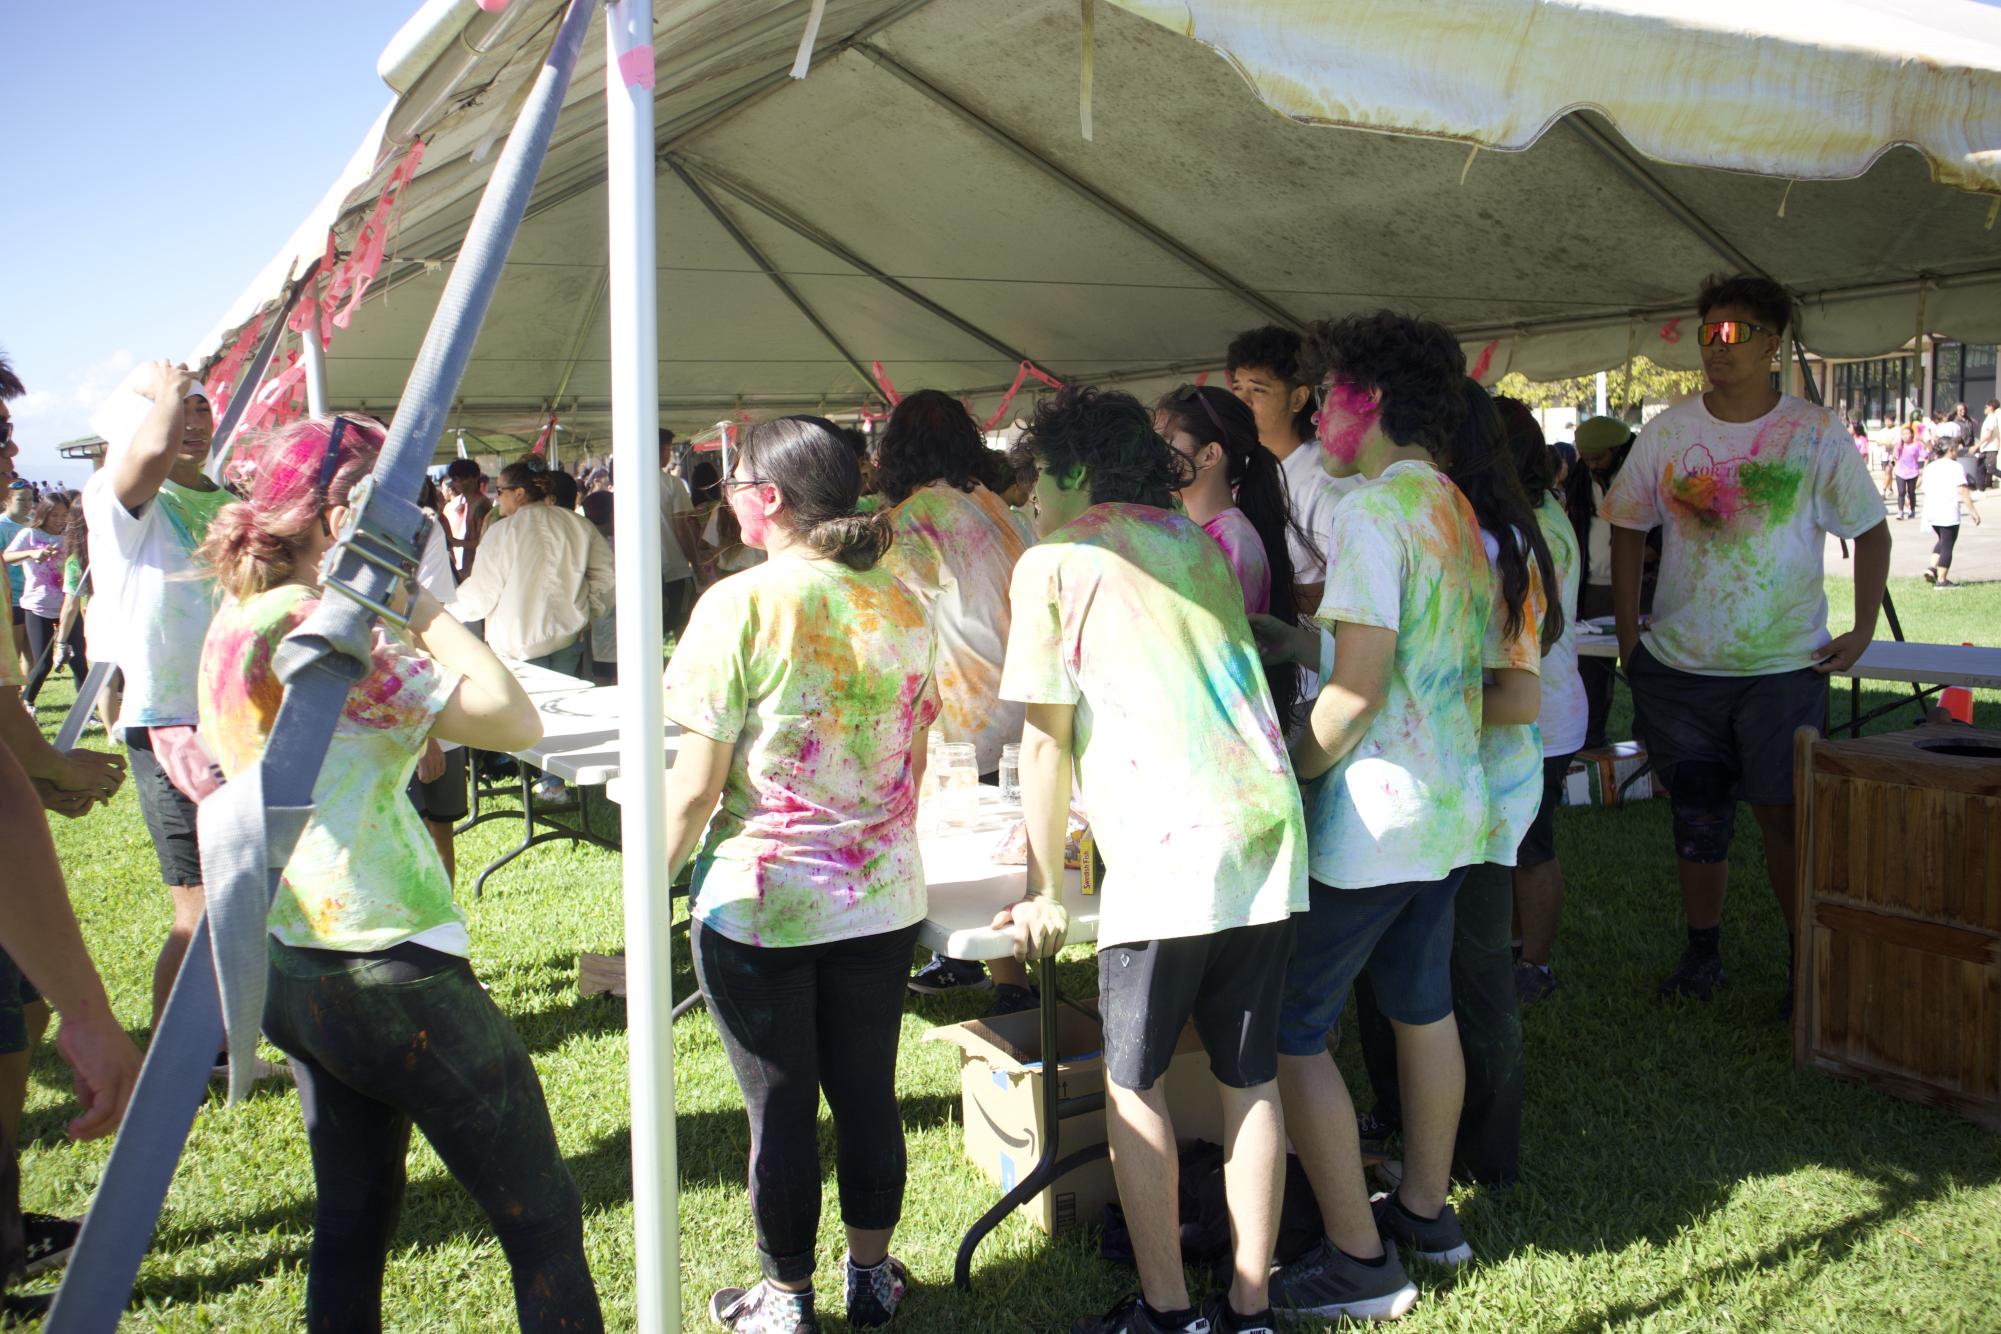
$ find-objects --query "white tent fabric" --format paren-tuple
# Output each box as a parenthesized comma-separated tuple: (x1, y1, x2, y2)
(195, 0, 2001, 450)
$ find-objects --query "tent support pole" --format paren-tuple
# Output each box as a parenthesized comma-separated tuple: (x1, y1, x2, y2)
(856, 42, 1303, 333)
(667, 157, 878, 395)
(301, 329, 331, 417)
(671, 154, 1052, 373)
(607, 6, 679, 1328)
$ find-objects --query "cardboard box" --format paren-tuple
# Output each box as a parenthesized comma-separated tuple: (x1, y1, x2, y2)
(1564, 741, 1662, 807)
(926, 1008, 1224, 1235)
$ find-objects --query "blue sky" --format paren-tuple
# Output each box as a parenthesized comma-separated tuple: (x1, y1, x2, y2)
(0, 1, 420, 488)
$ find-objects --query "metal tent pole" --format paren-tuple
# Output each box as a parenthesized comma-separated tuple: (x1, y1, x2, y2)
(43, 3, 596, 1327)
(605, 1, 680, 1330)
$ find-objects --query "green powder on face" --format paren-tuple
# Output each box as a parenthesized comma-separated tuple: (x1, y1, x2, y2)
(1736, 461, 1803, 524)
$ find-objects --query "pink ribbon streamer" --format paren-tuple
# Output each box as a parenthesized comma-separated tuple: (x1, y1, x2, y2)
(237, 352, 308, 437)
(981, 360, 1064, 431)
(1469, 339, 1499, 383)
(1658, 318, 1683, 344)
(204, 309, 268, 418)
(871, 360, 902, 406)
(531, 413, 558, 456)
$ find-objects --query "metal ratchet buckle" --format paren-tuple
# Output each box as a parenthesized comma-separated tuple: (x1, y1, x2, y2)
(319, 474, 419, 628)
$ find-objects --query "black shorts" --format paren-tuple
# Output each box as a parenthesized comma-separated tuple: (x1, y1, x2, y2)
(1098, 919, 1294, 1091)
(127, 729, 204, 886)
(1516, 753, 1575, 869)
(7, 605, 20, 628)
(0, 950, 42, 1056)
(1625, 641, 1826, 808)
(407, 746, 470, 823)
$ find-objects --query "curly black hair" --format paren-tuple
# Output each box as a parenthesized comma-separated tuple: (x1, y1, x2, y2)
(1697, 273, 1795, 336)
(1009, 385, 1189, 509)
(0, 349, 22, 402)
(1225, 325, 1316, 439)
(874, 389, 989, 506)
(1297, 311, 1467, 456)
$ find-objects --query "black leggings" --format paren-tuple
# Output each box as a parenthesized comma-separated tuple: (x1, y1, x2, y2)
(263, 940, 601, 1334)
(1933, 524, 1960, 568)
(20, 610, 84, 704)
(1897, 475, 1918, 514)
(693, 919, 921, 1284)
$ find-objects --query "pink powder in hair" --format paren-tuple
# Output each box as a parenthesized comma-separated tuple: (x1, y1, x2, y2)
(1315, 381, 1380, 469)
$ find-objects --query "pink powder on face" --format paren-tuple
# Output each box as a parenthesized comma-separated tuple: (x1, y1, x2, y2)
(731, 485, 771, 548)
(1316, 382, 1379, 469)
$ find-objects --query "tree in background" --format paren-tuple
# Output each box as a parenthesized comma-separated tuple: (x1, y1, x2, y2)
(1495, 357, 1706, 418)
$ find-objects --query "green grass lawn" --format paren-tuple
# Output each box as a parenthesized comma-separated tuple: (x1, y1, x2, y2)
(13, 575, 2001, 1331)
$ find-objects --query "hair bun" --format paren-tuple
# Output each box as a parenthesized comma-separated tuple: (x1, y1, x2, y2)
(807, 510, 893, 572)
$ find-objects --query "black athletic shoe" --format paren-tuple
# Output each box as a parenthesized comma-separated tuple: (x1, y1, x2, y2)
(906, 955, 990, 995)
(1269, 1237, 1419, 1322)
(1371, 1191, 1473, 1267)
(1069, 1294, 1211, 1333)
(1658, 945, 1726, 1001)
(843, 1253, 909, 1328)
(709, 1280, 818, 1332)
(20, 1213, 79, 1276)
(1357, 1108, 1399, 1159)
(1514, 959, 1557, 1004)
(1200, 1294, 1276, 1333)
(988, 982, 1040, 1016)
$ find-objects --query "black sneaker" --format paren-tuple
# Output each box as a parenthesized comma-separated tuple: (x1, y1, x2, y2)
(1658, 945, 1726, 1001)
(1200, 1294, 1276, 1333)
(988, 983, 1040, 1016)
(1269, 1237, 1418, 1322)
(709, 1280, 818, 1332)
(1514, 959, 1556, 1004)
(1371, 1191, 1473, 1268)
(843, 1253, 909, 1328)
(1356, 1108, 1399, 1159)
(1069, 1294, 1211, 1333)
(906, 955, 990, 995)
(20, 1213, 79, 1276)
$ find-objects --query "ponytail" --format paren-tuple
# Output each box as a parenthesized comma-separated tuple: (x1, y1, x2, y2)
(200, 414, 387, 602)
(1447, 380, 1565, 652)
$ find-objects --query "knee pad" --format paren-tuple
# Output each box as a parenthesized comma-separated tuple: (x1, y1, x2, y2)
(1668, 761, 1737, 864)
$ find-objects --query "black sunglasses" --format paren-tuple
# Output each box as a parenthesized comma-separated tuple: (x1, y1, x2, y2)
(1167, 383, 1229, 441)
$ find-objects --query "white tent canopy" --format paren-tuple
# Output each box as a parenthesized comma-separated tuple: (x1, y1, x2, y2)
(198, 0, 2001, 445)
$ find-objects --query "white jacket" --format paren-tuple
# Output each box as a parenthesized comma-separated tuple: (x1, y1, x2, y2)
(448, 504, 615, 660)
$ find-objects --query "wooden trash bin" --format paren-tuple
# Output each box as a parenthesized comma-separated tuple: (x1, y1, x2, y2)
(1793, 723, 2001, 1130)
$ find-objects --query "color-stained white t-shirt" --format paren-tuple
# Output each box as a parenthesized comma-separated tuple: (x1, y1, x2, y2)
(81, 471, 232, 736)
(1533, 493, 1588, 758)
(879, 483, 1026, 775)
(1000, 504, 1307, 949)
(1304, 461, 1490, 889)
(1602, 395, 1885, 677)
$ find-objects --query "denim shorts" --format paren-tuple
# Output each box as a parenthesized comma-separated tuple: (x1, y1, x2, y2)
(1277, 869, 1469, 1055)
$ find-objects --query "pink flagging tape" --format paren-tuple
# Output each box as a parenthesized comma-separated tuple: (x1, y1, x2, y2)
(531, 413, 558, 456)
(1469, 338, 1498, 382)
(616, 45, 655, 90)
(1193, 370, 1210, 388)
(983, 360, 1065, 431)
(1658, 318, 1683, 344)
(871, 360, 903, 406)
(476, 0, 510, 10)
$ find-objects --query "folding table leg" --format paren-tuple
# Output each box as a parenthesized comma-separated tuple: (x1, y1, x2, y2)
(952, 954, 1109, 1290)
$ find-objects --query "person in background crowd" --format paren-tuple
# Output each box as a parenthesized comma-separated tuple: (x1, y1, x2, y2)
(1563, 416, 1653, 750)
(442, 458, 491, 579)
(197, 415, 598, 1334)
(1154, 383, 1306, 726)
(80, 361, 252, 1052)
(1228, 326, 1351, 619)
(872, 391, 1032, 1009)
(999, 453, 1039, 547)
(0, 482, 30, 682)
(56, 500, 117, 737)
(1352, 381, 1556, 1194)
(1920, 440, 1981, 588)
(1893, 422, 1925, 519)
(659, 428, 700, 640)
(1976, 398, 2000, 491)
(408, 484, 470, 883)
(1606, 273, 1889, 1011)
(1250, 311, 1489, 1319)
(1850, 418, 1870, 458)
(6, 492, 83, 706)
(999, 386, 1305, 1334)
(448, 462, 614, 676)
(582, 490, 618, 683)
(1496, 400, 1588, 1004)
(1550, 440, 1575, 489)
(659, 416, 937, 1333)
